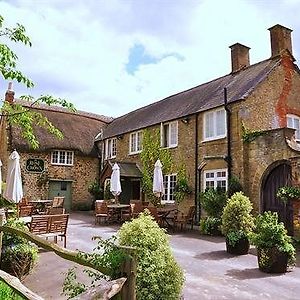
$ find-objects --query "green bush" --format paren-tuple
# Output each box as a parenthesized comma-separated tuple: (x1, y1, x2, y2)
(1, 218, 38, 280)
(227, 176, 243, 198)
(88, 180, 103, 199)
(199, 188, 227, 218)
(221, 192, 254, 246)
(118, 212, 184, 300)
(250, 211, 296, 267)
(200, 217, 222, 236)
(0, 280, 26, 300)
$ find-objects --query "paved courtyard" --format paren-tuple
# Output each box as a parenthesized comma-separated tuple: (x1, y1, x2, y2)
(24, 212, 300, 300)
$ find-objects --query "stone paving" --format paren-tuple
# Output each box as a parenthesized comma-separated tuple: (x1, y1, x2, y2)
(24, 212, 300, 300)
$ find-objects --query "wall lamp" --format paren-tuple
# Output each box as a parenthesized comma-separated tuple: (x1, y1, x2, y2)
(181, 117, 190, 124)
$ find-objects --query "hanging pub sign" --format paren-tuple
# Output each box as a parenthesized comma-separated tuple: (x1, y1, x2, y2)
(26, 158, 45, 173)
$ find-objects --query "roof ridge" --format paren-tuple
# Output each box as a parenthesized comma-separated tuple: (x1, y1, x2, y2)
(15, 99, 113, 123)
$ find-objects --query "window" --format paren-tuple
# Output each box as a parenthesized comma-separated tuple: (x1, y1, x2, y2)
(287, 114, 300, 141)
(161, 121, 178, 148)
(204, 169, 227, 191)
(129, 131, 143, 154)
(105, 138, 117, 159)
(162, 174, 177, 203)
(203, 108, 226, 141)
(51, 150, 74, 166)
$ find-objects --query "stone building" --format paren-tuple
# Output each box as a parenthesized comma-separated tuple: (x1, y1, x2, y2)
(0, 88, 111, 211)
(96, 24, 300, 232)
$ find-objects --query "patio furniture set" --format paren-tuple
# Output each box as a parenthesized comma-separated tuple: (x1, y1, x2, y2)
(18, 196, 69, 247)
(94, 199, 196, 230)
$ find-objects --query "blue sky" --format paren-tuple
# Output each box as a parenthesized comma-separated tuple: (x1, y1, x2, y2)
(0, 0, 300, 117)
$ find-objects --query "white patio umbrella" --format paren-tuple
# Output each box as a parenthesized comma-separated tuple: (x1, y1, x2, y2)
(0, 159, 2, 194)
(4, 150, 23, 203)
(153, 159, 164, 198)
(110, 163, 122, 202)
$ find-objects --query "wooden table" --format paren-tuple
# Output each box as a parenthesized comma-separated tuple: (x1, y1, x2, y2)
(29, 200, 53, 214)
(107, 204, 131, 223)
(157, 207, 178, 228)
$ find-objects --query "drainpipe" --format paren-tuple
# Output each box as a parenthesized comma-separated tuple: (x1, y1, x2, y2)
(195, 113, 200, 223)
(224, 87, 232, 182)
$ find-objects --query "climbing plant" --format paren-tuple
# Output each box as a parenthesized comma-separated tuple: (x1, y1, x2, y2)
(173, 163, 192, 204)
(140, 129, 172, 206)
(241, 122, 267, 143)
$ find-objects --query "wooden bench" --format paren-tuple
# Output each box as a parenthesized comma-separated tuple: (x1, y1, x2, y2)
(29, 214, 69, 247)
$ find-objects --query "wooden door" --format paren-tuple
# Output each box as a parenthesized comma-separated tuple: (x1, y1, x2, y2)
(48, 181, 72, 212)
(262, 163, 293, 235)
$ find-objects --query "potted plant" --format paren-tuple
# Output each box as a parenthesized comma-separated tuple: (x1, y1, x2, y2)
(250, 211, 296, 273)
(221, 192, 254, 255)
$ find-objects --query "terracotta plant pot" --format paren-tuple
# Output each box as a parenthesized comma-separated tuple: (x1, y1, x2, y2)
(257, 247, 288, 273)
(226, 237, 250, 255)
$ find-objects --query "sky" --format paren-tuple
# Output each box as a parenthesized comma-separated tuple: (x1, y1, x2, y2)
(0, 0, 300, 118)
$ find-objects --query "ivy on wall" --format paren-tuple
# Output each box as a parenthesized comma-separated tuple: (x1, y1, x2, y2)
(241, 122, 268, 143)
(140, 129, 172, 206)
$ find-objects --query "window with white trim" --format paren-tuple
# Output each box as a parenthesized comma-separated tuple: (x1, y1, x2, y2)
(51, 150, 74, 166)
(162, 174, 177, 203)
(105, 138, 117, 159)
(287, 114, 300, 141)
(129, 131, 143, 154)
(204, 169, 227, 191)
(161, 121, 178, 148)
(203, 108, 226, 141)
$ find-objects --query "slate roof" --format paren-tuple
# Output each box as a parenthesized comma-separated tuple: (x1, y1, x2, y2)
(11, 101, 112, 156)
(99, 57, 282, 140)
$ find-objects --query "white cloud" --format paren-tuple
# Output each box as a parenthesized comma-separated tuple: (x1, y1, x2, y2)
(0, 0, 300, 117)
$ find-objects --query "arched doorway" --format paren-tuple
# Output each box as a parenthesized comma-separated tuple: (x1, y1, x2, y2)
(261, 162, 293, 235)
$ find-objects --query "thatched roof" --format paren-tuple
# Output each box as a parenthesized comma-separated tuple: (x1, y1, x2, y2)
(98, 57, 282, 140)
(10, 101, 113, 156)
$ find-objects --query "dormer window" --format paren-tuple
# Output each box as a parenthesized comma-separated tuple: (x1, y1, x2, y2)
(161, 121, 178, 148)
(105, 138, 117, 159)
(287, 114, 300, 141)
(203, 108, 226, 141)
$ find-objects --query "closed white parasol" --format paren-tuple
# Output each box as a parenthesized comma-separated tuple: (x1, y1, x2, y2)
(153, 159, 164, 198)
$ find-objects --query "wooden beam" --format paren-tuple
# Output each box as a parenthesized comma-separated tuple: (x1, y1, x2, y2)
(0, 270, 44, 300)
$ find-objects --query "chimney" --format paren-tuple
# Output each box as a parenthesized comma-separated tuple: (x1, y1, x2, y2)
(229, 43, 250, 73)
(5, 82, 15, 103)
(268, 24, 293, 57)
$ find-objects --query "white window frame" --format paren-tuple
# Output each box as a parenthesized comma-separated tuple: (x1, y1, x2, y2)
(129, 131, 143, 154)
(203, 108, 227, 141)
(203, 169, 227, 191)
(162, 173, 177, 204)
(287, 114, 300, 141)
(105, 138, 117, 159)
(161, 121, 178, 148)
(51, 150, 74, 166)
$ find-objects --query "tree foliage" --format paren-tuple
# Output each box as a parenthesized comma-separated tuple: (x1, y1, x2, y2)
(0, 14, 75, 149)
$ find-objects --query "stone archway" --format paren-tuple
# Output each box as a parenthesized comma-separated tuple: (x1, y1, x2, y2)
(261, 161, 293, 235)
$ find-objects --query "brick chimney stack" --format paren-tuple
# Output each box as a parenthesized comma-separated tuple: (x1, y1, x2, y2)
(268, 24, 293, 57)
(229, 43, 250, 73)
(5, 82, 15, 103)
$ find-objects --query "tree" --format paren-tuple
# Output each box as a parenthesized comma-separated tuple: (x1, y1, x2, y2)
(0, 15, 75, 149)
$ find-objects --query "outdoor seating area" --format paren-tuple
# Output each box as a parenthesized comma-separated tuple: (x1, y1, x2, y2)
(94, 199, 196, 230)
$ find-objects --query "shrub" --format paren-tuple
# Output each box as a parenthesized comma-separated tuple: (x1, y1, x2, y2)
(199, 188, 227, 218)
(227, 176, 243, 198)
(221, 192, 254, 246)
(0, 280, 26, 300)
(88, 180, 103, 199)
(1, 218, 38, 280)
(249, 211, 296, 267)
(200, 217, 222, 236)
(118, 212, 184, 300)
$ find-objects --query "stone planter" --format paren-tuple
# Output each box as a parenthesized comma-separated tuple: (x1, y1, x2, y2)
(257, 247, 288, 273)
(226, 237, 250, 255)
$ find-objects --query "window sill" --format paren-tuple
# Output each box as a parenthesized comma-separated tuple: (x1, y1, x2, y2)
(202, 136, 227, 143)
(161, 145, 178, 150)
(51, 163, 73, 167)
(129, 151, 142, 156)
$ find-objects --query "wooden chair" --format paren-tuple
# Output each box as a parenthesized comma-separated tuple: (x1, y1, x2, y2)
(18, 204, 34, 217)
(95, 201, 112, 224)
(173, 206, 196, 230)
(120, 204, 134, 222)
(131, 201, 144, 218)
(52, 197, 65, 208)
(29, 215, 49, 235)
(47, 207, 66, 215)
(48, 214, 69, 248)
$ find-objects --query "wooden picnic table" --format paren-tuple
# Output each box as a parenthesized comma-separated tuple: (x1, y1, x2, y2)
(29, 199, 53, 214)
